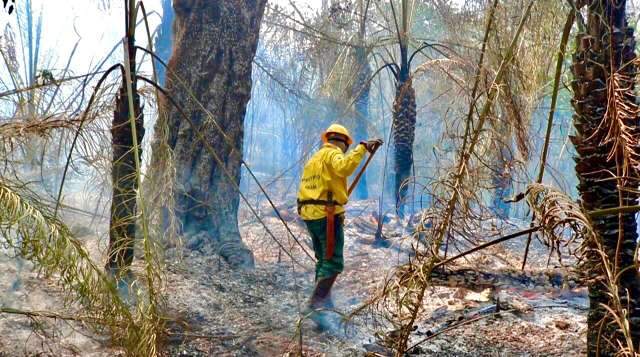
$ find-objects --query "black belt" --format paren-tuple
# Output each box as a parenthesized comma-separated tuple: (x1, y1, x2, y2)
(297, 198, 342, 215)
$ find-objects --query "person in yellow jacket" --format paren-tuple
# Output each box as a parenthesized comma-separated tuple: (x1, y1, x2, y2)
(297, 123, 382, 316)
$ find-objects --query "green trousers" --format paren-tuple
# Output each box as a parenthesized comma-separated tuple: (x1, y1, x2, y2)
(304, 215, 344, 281)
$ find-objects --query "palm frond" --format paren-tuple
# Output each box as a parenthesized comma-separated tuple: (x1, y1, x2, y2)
(0, 181, 130, 329)
(0, 179, 162, 355)
(523, 183, 594, 260)
(523, 183, 636, 355)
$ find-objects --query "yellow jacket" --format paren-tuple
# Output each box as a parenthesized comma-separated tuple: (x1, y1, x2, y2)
(297, 143, 367, 220)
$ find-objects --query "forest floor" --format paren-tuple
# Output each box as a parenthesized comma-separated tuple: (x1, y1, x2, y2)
(0, 199, 587, 356)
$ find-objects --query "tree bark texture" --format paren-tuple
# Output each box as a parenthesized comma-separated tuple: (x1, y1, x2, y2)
(158, 0, 267, 267)
(107, 52, 144, 272)
(392, 33, 416, 217)
(570, 1, 640, 354)
(392, 78, 416, 217)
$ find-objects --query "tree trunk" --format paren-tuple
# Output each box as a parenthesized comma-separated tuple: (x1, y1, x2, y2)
(570, 1, 640, 354)
(491, 150, 512, 219)
(106, 35, 144, 273)
(392, 79, 416, 217)
(350, 0, 371, 200)
(491, 118, 513, 219)
(392, 2, 416, 217)
(155, 0, 267, 268)
(351, 44, 371, 200)
(392, 38, 416, 217)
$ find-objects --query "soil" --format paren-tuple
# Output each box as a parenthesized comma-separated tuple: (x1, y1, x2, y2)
(0, 199, 587, 356)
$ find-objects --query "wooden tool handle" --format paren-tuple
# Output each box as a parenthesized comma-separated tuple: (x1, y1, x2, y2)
(348, 143, 381, 196)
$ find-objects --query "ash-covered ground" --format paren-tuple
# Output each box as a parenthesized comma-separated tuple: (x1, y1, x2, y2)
(0, 199, 586, 356)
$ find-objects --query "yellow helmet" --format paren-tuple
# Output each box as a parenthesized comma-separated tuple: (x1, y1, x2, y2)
(322, 123, 353, 145)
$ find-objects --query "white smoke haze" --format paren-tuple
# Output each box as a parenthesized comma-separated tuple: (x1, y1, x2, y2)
(0, 0, 612, 355)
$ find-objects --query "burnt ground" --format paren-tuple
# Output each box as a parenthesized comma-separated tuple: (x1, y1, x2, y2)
(0, 199, 586, 356)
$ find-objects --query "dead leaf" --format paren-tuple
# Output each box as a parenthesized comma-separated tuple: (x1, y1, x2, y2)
(554, 320, 570, 330)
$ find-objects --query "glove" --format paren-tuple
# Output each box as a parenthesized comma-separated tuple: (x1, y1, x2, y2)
(360, 139, 383, 153)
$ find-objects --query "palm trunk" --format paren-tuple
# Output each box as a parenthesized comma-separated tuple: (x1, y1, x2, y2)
(392, 39, 416, 216)
(571, 1, 640, 354)
(106, 31, 144, 273)
(392, 0, 416, 217)
(153, 0, 267, 267)
(351, 45, 371, 200)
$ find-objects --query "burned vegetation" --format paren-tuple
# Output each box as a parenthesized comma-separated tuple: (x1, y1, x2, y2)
(1, 0, 640, 356)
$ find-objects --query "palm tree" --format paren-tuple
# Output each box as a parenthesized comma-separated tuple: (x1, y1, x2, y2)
(570, 0, 640, 354)
(350, 0, 372, 200)
(390, 0, 417, 217)
(105, 0, 144, 275)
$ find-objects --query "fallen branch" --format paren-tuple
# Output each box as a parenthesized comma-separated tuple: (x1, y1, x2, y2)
(1, 307, 104, 325)
(434, 226, 540, 268)
(429, 268, 578, 291)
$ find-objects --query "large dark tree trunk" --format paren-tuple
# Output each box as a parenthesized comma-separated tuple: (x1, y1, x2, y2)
(156, 0, 267, 267)
(571, 1, 640, 354)
(106, 29, 144, 273)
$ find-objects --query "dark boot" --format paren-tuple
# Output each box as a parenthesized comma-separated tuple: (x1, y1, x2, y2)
(318, 274, 337, 309)
(307, 274, 338, 311)
(306, 275, 339, 331)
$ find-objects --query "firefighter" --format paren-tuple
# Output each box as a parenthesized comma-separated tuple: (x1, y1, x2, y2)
(297, 123, 382, 317)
